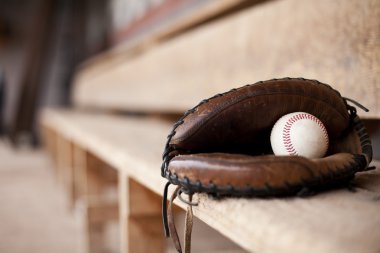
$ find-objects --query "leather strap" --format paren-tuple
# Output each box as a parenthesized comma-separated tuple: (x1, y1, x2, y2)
(168, 186, 182, 253)
(162, 181, 171, 237)
(184, 194, 193, 253)
(167, 186, 195, 253)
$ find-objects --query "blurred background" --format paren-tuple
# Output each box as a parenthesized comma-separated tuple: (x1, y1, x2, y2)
(0, 0, 260, 145)
(1, 0, 107, 145)
(0, 1, 264, 252)
(0, 0, 379, 253)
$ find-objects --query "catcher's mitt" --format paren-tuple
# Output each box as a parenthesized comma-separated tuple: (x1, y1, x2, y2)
(161, 78, 373, 253)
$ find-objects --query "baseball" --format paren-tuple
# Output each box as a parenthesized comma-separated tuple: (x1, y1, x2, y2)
(270, 112, 329, 158)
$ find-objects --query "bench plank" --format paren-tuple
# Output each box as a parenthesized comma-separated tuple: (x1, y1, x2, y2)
(73, 0, 380, 118)
(41, 109, 380, 253)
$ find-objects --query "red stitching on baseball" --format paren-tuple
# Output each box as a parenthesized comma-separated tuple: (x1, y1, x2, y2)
(282, 113, 329, 156)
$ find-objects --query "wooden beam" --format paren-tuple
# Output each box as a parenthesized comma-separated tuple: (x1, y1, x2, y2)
(82, 150, 119, 253)
(72, 144, 86, 207)
(59, 138, 75, 209)
(41, 126, 58, 167)
(119, 174, 164, 253)
(73, 0, 380, 118)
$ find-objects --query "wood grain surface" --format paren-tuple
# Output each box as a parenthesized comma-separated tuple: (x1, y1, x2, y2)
(41, 109, 380, 253)
(73, 0, 380, 118)
(75, 0, 250, 89)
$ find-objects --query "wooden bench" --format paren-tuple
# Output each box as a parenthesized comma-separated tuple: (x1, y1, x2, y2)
(40, 109, 380, 253)
(40, 0, 380, 252)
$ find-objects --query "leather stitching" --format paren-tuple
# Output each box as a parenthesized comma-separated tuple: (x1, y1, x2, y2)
(282, 113, 329, 156)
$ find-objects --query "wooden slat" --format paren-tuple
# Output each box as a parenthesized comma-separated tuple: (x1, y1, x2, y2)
(40, 109, 380, 253)
(111, 0, 252, 45)
(73, 0, 380, 118)
(76, 0, 253, 86)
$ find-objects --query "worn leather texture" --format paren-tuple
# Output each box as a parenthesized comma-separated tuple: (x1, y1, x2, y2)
(161, 78, 373, 196)
(170, 78, 350, 155)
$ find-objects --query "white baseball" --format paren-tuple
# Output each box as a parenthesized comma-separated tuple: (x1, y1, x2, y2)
(270, 112, 329, 158)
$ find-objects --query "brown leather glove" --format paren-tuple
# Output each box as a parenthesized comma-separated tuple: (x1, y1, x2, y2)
(161, 78, 373, 253)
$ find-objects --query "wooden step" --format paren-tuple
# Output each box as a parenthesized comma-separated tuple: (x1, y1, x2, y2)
(73, 0, 380, 118)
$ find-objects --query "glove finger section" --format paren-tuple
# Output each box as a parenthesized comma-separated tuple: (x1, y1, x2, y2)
(168, 153, 360, 195)
(170, 79, 350, 155)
